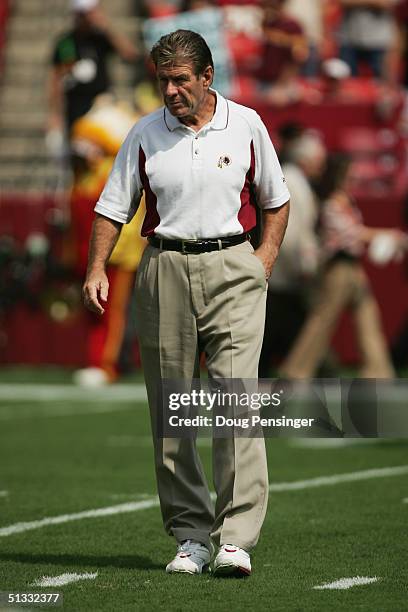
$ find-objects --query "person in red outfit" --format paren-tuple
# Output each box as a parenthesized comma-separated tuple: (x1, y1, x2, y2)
(258, 0, 306, 82)
(256, 0, 308, 105)
(69, 97, 147, 385)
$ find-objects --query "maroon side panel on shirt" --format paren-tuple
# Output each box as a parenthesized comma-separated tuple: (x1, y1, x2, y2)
(238, 140, 257, 232)
(139, 146, 160, 236)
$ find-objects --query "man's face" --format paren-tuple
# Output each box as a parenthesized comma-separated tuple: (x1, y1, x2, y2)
(156, 61, 213, 118)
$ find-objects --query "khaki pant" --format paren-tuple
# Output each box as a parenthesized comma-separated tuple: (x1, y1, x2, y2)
(134, 240, 269, 551)
(280, 260, 395, 379)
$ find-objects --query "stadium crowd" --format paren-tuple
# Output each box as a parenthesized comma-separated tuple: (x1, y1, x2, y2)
(1, 0, 408, 380)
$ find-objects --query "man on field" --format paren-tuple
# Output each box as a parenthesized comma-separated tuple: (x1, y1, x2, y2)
(83, 29, 290, 576)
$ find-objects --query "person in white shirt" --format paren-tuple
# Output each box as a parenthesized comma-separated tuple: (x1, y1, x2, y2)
(339, 0, 397, 80)
(83, 29, 290, 577)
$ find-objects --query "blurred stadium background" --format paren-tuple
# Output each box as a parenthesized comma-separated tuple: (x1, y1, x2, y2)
(0, 0, 407, 373)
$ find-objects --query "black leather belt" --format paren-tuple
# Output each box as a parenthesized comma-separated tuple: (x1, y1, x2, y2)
(148, 233, 248, 254)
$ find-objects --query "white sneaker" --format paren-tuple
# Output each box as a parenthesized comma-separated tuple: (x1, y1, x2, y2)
(166, 540, 212, 574)
(213, 544, 251, 576)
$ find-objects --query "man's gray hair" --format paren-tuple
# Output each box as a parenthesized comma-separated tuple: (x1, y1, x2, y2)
(150, 29, 214, 77)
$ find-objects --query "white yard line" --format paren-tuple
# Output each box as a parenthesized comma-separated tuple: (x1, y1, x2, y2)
(107, 493, 154, 501)
(0, 384, 148, 420)
(290, 439, 380, 449)
(1, 382, 407, 401)
(1, 465, 407, 538)
(0, 499, 159, 537)
(403, 498, 408, 503)
(268, 465, 408, 491)
(0, 403, 145, 421)
(32, 572, 98, 587)
(0, 384, 147, 402)
(0, 490, 8, 498)
(314, 576, 379, 590)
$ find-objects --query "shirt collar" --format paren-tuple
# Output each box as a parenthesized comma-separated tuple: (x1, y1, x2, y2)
(163, 89, 229, 133)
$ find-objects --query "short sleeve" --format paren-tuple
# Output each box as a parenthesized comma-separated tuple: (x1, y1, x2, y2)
(94, 124, 143, 224)
(251, 113, 290, 210)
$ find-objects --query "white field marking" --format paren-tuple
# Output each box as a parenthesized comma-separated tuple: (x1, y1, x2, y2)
(0, 384, 147, 402)
(0, 404, 140, 421)
(0, 490, 8, 498)
(268, 465, 408, 492)
(0, 498, 159, 537)
(314, 576, 379, 590)
(403, 498, 408, 503)
(1, 464, 407, 538)
(290, 438, 380, 449)
(32, 572, 98, 587)
(2, 380, 407, 403)
(107, 493, 154, 501)
(0, 403, 141, 421)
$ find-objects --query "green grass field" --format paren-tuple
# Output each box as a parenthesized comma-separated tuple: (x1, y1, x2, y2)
(0, 368, 407, 611)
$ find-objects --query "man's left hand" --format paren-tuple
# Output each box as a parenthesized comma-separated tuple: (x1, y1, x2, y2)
(253, 246, 278, 280)
(254, 202, 290, 280)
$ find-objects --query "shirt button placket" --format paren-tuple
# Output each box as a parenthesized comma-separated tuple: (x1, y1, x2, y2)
(193, 136, 199, 158)
(192, 135, 201, 169)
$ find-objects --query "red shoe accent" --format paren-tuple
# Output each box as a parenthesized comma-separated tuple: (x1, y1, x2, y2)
(224, 548, 237, 553)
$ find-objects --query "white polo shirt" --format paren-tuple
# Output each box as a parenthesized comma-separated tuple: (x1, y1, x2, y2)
(95, 90, 290, 240)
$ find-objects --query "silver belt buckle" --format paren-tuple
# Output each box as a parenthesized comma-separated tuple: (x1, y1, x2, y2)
(181, 239, 196, 254)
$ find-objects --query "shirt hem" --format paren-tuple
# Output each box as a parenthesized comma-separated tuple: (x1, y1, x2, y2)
(94, 202, 128, 224)
(261, 193, 290, 210)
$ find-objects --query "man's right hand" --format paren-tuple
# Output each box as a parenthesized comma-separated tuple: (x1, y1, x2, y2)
(83, 271, 109, 315)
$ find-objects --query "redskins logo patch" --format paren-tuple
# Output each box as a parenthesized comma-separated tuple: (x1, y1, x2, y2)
(218, 155, 232, 168)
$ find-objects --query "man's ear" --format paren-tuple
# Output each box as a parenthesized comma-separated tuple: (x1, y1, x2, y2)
(202, 65, 214, 89)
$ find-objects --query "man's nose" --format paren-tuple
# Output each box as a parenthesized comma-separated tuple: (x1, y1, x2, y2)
(165, 81, 178, 97)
